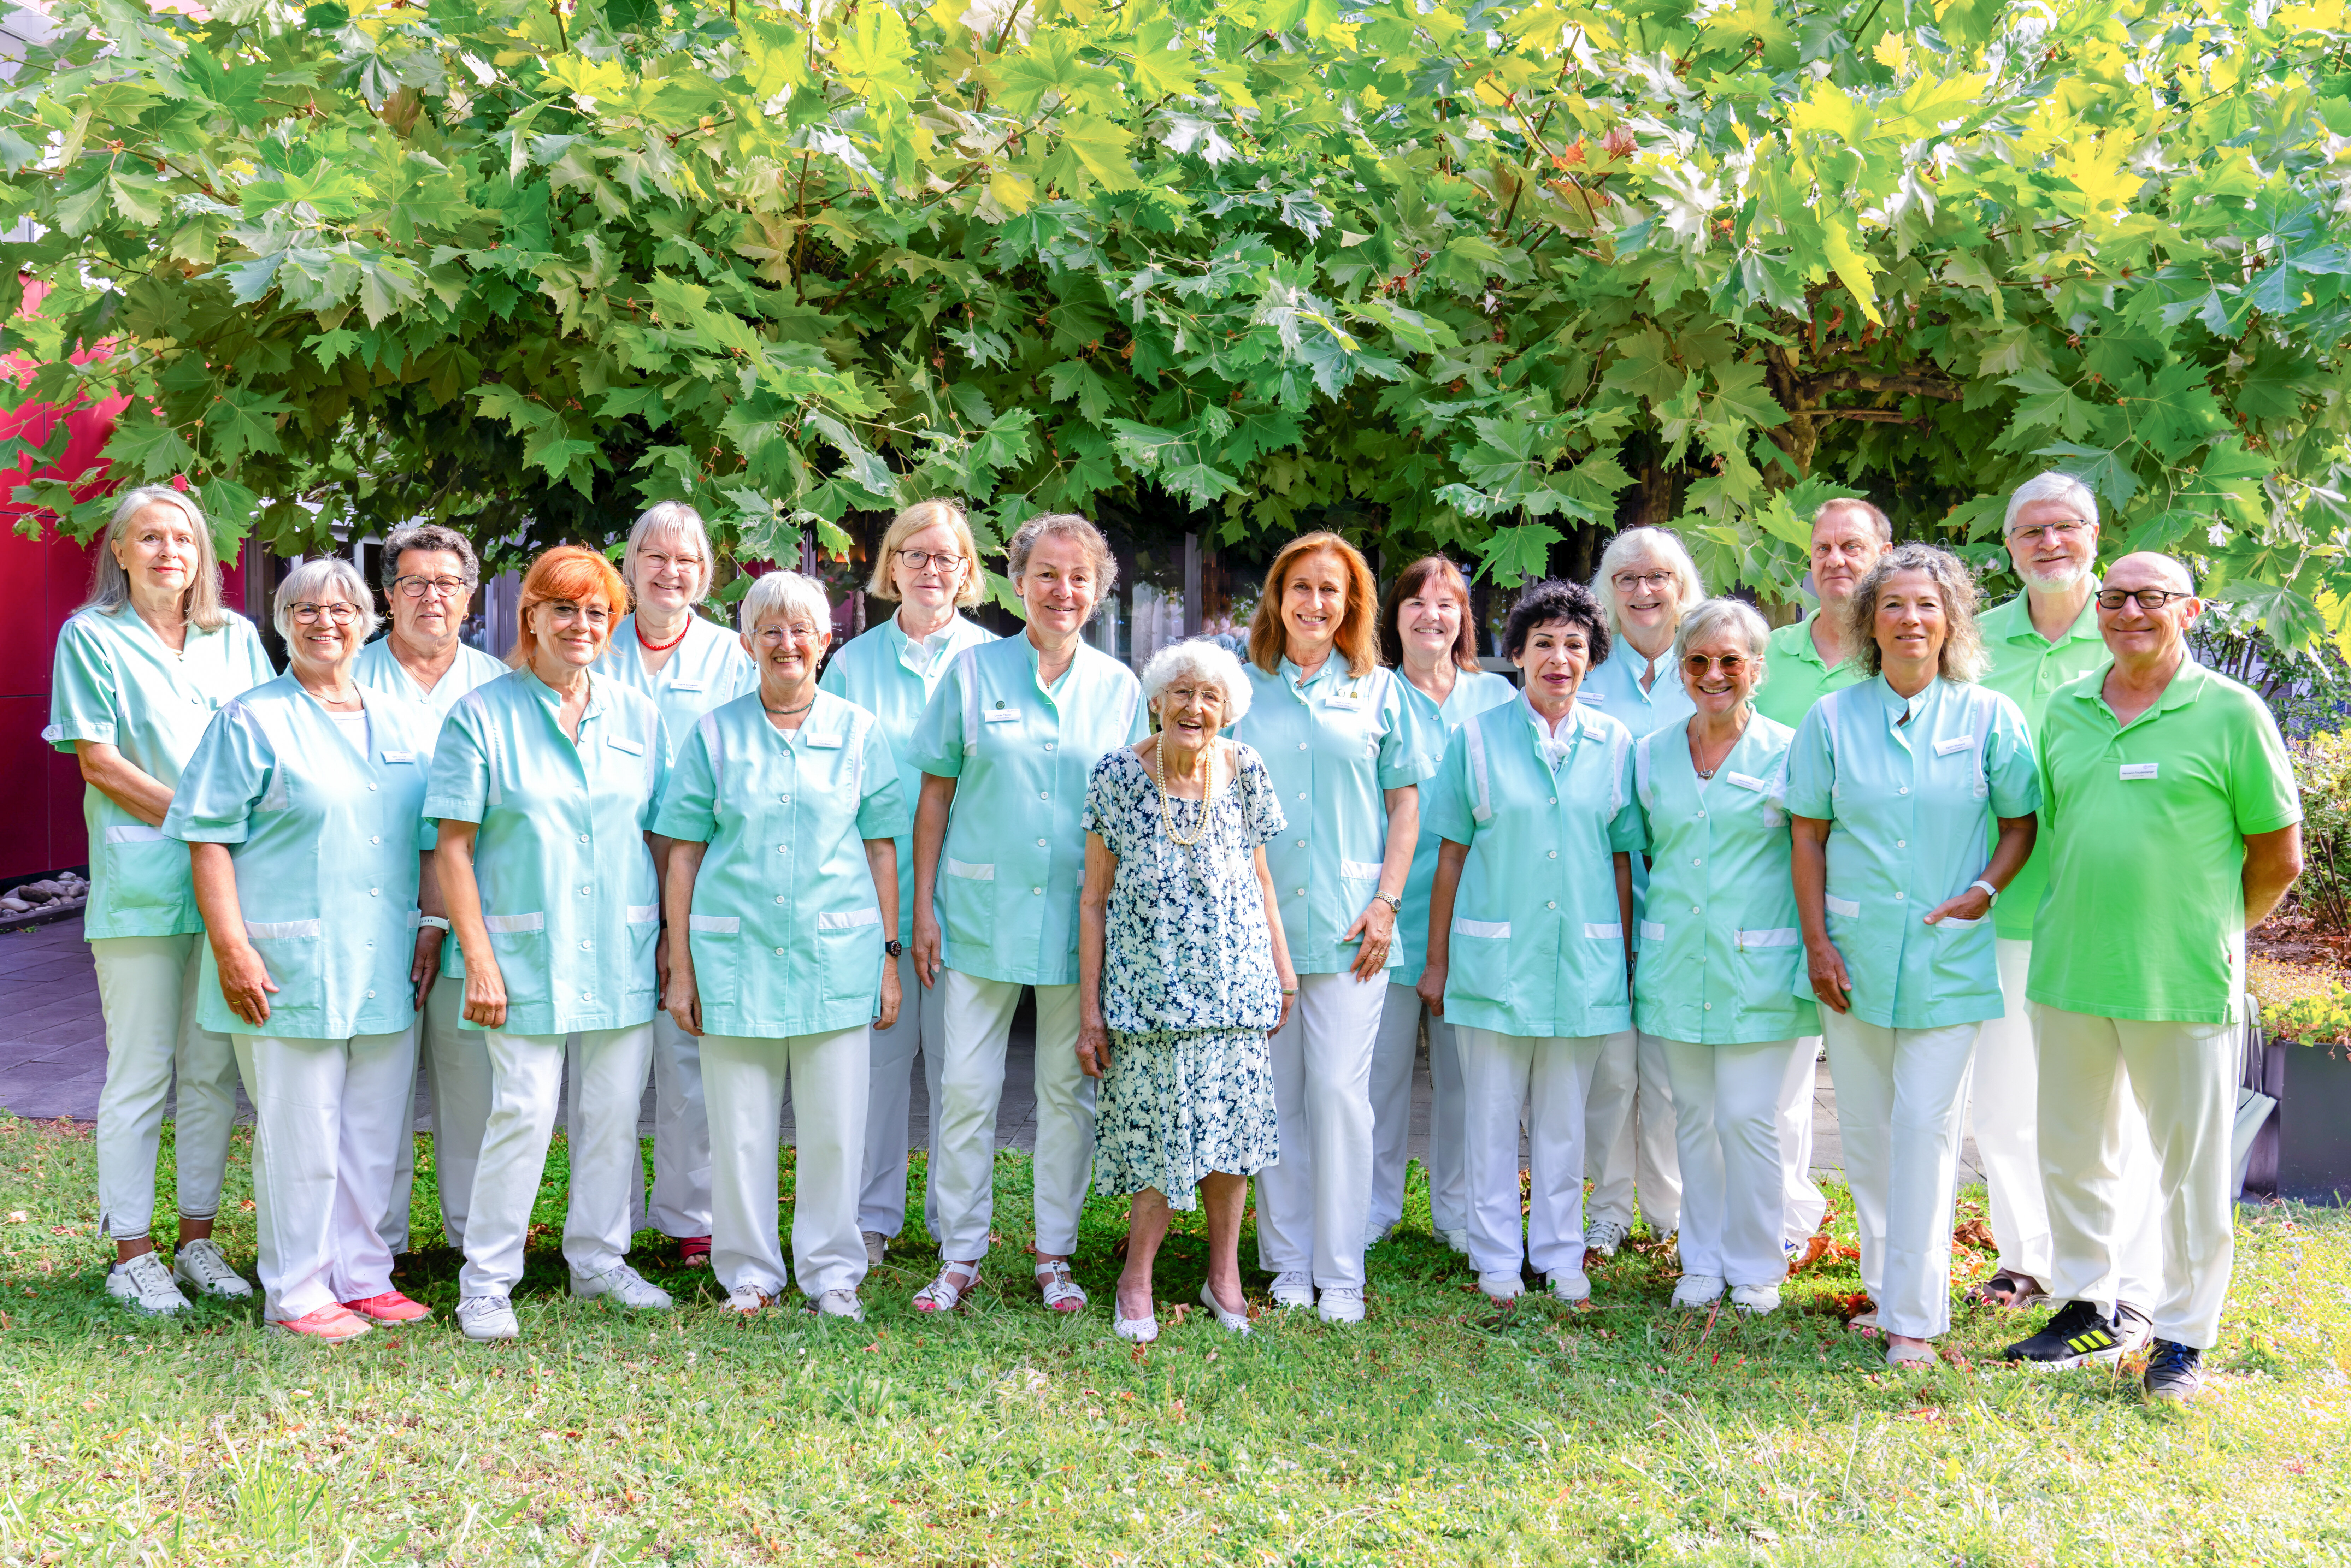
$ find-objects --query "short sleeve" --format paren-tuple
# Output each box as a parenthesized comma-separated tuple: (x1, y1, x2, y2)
(1125, 676, 1151, 744)
(423, 702, 492, 826)
(1376, 672, 1440, 790)
(855, 717, 911, 840)
(1238, 749, 1286, 844)
(906, 654, 970, 779)
(1784, 700, 1836, 820)
(1985, 693, 2041, 819)
(650, 721, 721, 844)
(47, 617, 119, 751)
(1420, 723, 1478, 846)
(160, 704, 269, 846)
(2230, 696, 2302, 836)
(1606, 738, 1646, 854)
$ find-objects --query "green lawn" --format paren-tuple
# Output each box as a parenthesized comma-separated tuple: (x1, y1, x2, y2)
(0, 1112, 2346, 1566)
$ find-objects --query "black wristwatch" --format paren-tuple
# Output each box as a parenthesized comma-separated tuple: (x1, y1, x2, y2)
(885, 939, 905, 958)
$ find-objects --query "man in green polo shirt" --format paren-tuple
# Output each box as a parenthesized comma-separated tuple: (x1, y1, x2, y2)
(2008, 552, 2303, 1403)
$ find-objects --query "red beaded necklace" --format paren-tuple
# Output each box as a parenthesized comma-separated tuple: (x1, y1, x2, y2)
(635, 615, 693, 653)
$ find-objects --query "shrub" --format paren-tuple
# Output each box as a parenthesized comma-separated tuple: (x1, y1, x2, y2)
(2261, 984, 2351, 1048)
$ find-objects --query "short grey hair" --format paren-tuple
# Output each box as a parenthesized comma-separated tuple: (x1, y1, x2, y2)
(1672, 597, 1772, 695)
(1140, 637, 1253, 728)
(274, 556, 381, 645)
(2003, 471, 2100, 535)
(1845, 543, 1988, 683)
(1006, 512, 1119, 599)
(737, 569, 830, 637)
(1814, 496, 1893, 544)
(1591, 526, 1705, 640)
(381, 523, 480, 588)
(81, 484, 230, 633)
(626, 500, 717, 604)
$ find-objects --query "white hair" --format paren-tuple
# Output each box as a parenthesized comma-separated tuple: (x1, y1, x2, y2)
(1139, 637, 1253, 728)
(627, 500, 717, 604)
(1590, 527, 1706, 640)
(737, 569, 830, 637)
(273, 556, 381, 645)
(2003, 471, 2100, 534)
(1671, 597, 1772, 696)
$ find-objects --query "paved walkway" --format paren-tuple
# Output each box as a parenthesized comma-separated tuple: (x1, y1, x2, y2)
(0, 918, 1980, 1186)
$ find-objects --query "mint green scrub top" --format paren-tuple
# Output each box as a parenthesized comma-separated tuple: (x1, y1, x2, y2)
(600, 612, 758, 762)
(1395, 669, 1518, 975)
(353, 635, 510, 723)
(1579, 637, 1698, 949)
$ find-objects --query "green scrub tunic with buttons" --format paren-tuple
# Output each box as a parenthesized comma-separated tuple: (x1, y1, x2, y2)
(46, 606, 277, 939)
(423, 667, 671, 1035)
(1784, 677, 2040, 1030)
(353, 635, 511, 724)
(161, 676, 441, 1039)
(1630, 716, 1819, 1044)
(907, 634, 1147, 986)
(600, 612, 759, 762)
(1395, 670, 1519, 972)
(819, 612, 997, 939)
(1233, 660, 1439, 976)
(653, 689, 909, 1037)
(1976, 591, 2108, 941)
(1419, 696, 1646, 1037)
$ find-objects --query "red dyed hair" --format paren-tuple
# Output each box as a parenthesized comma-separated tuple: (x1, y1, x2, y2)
(1246, 531, 1383, 678)
(510, 544, 630, 668)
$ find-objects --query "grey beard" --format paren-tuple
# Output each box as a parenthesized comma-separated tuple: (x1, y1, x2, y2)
(2020, 562, 2088, 592)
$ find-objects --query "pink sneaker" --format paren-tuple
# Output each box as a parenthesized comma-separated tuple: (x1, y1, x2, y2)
(269, 1304, 372, 1343)
(341, 1291, 433, 1323)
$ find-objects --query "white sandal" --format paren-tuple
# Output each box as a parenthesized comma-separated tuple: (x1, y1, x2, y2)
(1035, 1257, 1088, 1313)
(1199, 1280, 1251, 1336)
(913, 1259, 980, 1313)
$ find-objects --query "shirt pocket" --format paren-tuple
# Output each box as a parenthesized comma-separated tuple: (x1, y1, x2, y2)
(939, 858, 997, 952)
(102, 824, 190, 918)
(1338, 859, 1383, 945)
(624, 904, 660, 1000)
(1733, 925, 1805, 1017)
(816, 906, 885, 1009)
(481, 910, 549, 1012)
(1446, 917, 1514, 1009)
(241, 919, 324, 1020)
(1928, 912, 1995, 996)
(686, 914, 739, 1012)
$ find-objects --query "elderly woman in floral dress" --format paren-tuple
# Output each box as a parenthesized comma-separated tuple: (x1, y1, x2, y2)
(1078, 639, 1296, 1342)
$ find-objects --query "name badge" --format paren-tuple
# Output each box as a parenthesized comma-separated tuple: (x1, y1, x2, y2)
(805, 732, 844, 749)
(1322, 693, 1365, 711)
(1933, 734, 1974, 756)
(1724, 770, 1767, 792)
(671, 680, 705, 694)
(2120, 762, 2159, 781)
(381, 750, 416, 764)
(1580, 691, 1606, 703)
(982, 708, 1019, 723)
(608, 736, 646, 756)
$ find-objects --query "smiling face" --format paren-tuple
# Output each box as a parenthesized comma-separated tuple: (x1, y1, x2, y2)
(1512, 618, 1593, 707)
(1280, 550, 1353, 664)
(2095, 553, 2201, 663)
(1680, 630, 1758, 717)
(891, 521, 969, 614)
(748, 609, 831, 690)
(1152, 673, 1229, 755)
(113, 501, 201, 608)
(1811, 506, 1886, 610)
(2005, 497, 2100, 592)
(629, 527, 707, 616)
(285, 585, 367, 677)
(530, 596, 615, 671)
(389, 547, 471, 650)
(1017, 531, 1101, 640)
(1608, 555, 1683, 643)
(1871, 569, 1949, 673)
(1396, 574, 1466, 668)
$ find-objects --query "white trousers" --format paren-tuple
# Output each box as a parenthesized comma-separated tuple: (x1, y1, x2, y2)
(648, 1012, 711, 1238)
(703, 1028, 869, 1298)
(92, 935, 241, 1241)
(1584, 1027, 1681, 1234)
(233, 1029, 415, 1321)
(929, 971, 1092, 1261)
(861, 950, 947, 1238)
(383, 974, 492, 1253)
(1968, 939, 2055, 1282)
(460, 1023, 654, 1299)
(1459, 1027, 1609, 1278)
(2036, 1008, 2238, 1349)
(1255, 969, 1386, 1291)
(1662, 1036, 1809, 1290)
(1367, 982, 1467, 1241)
(1778, 1036, 1828, 1247)
(1820, 1012, 1980, 1339)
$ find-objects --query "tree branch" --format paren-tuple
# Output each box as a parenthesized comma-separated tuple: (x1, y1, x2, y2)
(1796, 369, 1963, 402)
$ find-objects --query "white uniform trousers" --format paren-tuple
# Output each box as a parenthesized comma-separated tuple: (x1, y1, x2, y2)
(860, 950, 947, 1238)
(1583, 1027, 1681, 1234)
(928, 971, 1092, 1261)
(233, 1028, 416, 1322)
(91, 934, 242, 1242)
(459, 1023, 654, 1299)
(1661, 1036, 1808, 1290)
(1777, 1036, 1828, 1247)
(1819, 1013, 1980, 1339)
(1367, 983, 1468, 1243)
(1254, 969, 1386, 1291)
(2035, 1008, 2238, 1349)
(647, 1012, 712, 1238)
(382, 973, 492, 1253)
(1967, 939, 2055, 1282)
(1458, 1027, 1609, 1278)
(703, 1027, 870, 1299)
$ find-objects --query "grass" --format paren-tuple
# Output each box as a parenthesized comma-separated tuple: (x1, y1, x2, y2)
(0, 1114, 2347, 1566)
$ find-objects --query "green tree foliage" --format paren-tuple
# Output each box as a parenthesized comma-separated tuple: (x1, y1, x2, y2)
(2, 0, 2349, 626)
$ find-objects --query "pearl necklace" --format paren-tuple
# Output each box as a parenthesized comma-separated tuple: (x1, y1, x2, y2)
(1155, 740, 1215, 848)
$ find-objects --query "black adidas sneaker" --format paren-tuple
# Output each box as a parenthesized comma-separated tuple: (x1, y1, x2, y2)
(2002, 1299, 2152, 1368)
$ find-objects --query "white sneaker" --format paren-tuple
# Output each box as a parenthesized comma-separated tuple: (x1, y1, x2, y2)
(106, 1252, 190, 1315)
(171, 1237, 253, 1299)
(1583, 1220, 1628, 1258)
(571, 1262, 674, 1310)
(810, 1289, 865, 1321)
(1439, 1227, 1470, 1255)
(456, 1294, 519, 1341)
(1548, 1269, 1592, 1304)
(1477, 1271, 1523, 1302)
(1316, 1286, 1365, 1325)
(1671, 1273, 1726, 1308)
(723, 1285, 769, 1315)
(1730, 1284, 1782, 1315)
(861, 1231, 888, 1270)
(1268, 1270, 1315, 1309)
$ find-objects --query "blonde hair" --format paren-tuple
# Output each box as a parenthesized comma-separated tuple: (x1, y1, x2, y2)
(83, 485, 230, 633)
(625, 501, 716, 606)
(866, 499, 985, 607)
(1590, 527, 1705, 640)
(1247, 532, 1381, 678)
(1846, 543, 1990, 682)
(1814, 496, 1893, 544)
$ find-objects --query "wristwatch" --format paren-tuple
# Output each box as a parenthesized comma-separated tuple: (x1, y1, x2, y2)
(885, 939, 905, 958)
(1373, 891, 1402, 913)
(1968, 878, 2000, 906)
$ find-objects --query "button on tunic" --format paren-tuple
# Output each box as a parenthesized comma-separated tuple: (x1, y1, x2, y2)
(819, 612, 997, 937)
(161, 676, 440, 1039)
(423, 668, 671, 1035)
(45, 607, 277, 939)
(1976, 591, 2108, 940)
(653, 690, 909, 1039)
(1232, 659, 1438, 975)
(598, 613, 758, 762)
(907, 635, 1146, 986)
(1785, 677, 2040, 1029)
(1420, 696, 1645, 1037)
(1395, 670, 1519, 971)
(1630, 716, 1819, 1045)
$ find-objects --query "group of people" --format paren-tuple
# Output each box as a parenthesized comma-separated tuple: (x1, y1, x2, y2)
(50, 474, 2297, 1403)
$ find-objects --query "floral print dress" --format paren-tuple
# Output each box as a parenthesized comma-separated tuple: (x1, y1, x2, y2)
(1081, 742, 1287, 1206)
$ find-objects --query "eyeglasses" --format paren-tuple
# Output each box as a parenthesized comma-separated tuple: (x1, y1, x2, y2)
(2008, 521, 2093, 546)
(1681, 653, 1749, 675)
(753, 624, 825, 647)
(637, 550, 705, 575)
(394, 575, 471, 600)
(289, 602, 361, 625)
(541, 602, 612, 628)
(2095, 588, 2192, 613)
(897, 548, 965, 573)
(1612, 570, 1675, 592)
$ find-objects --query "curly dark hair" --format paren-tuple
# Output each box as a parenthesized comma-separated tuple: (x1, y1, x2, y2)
(1503, 578, 1610, 666)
